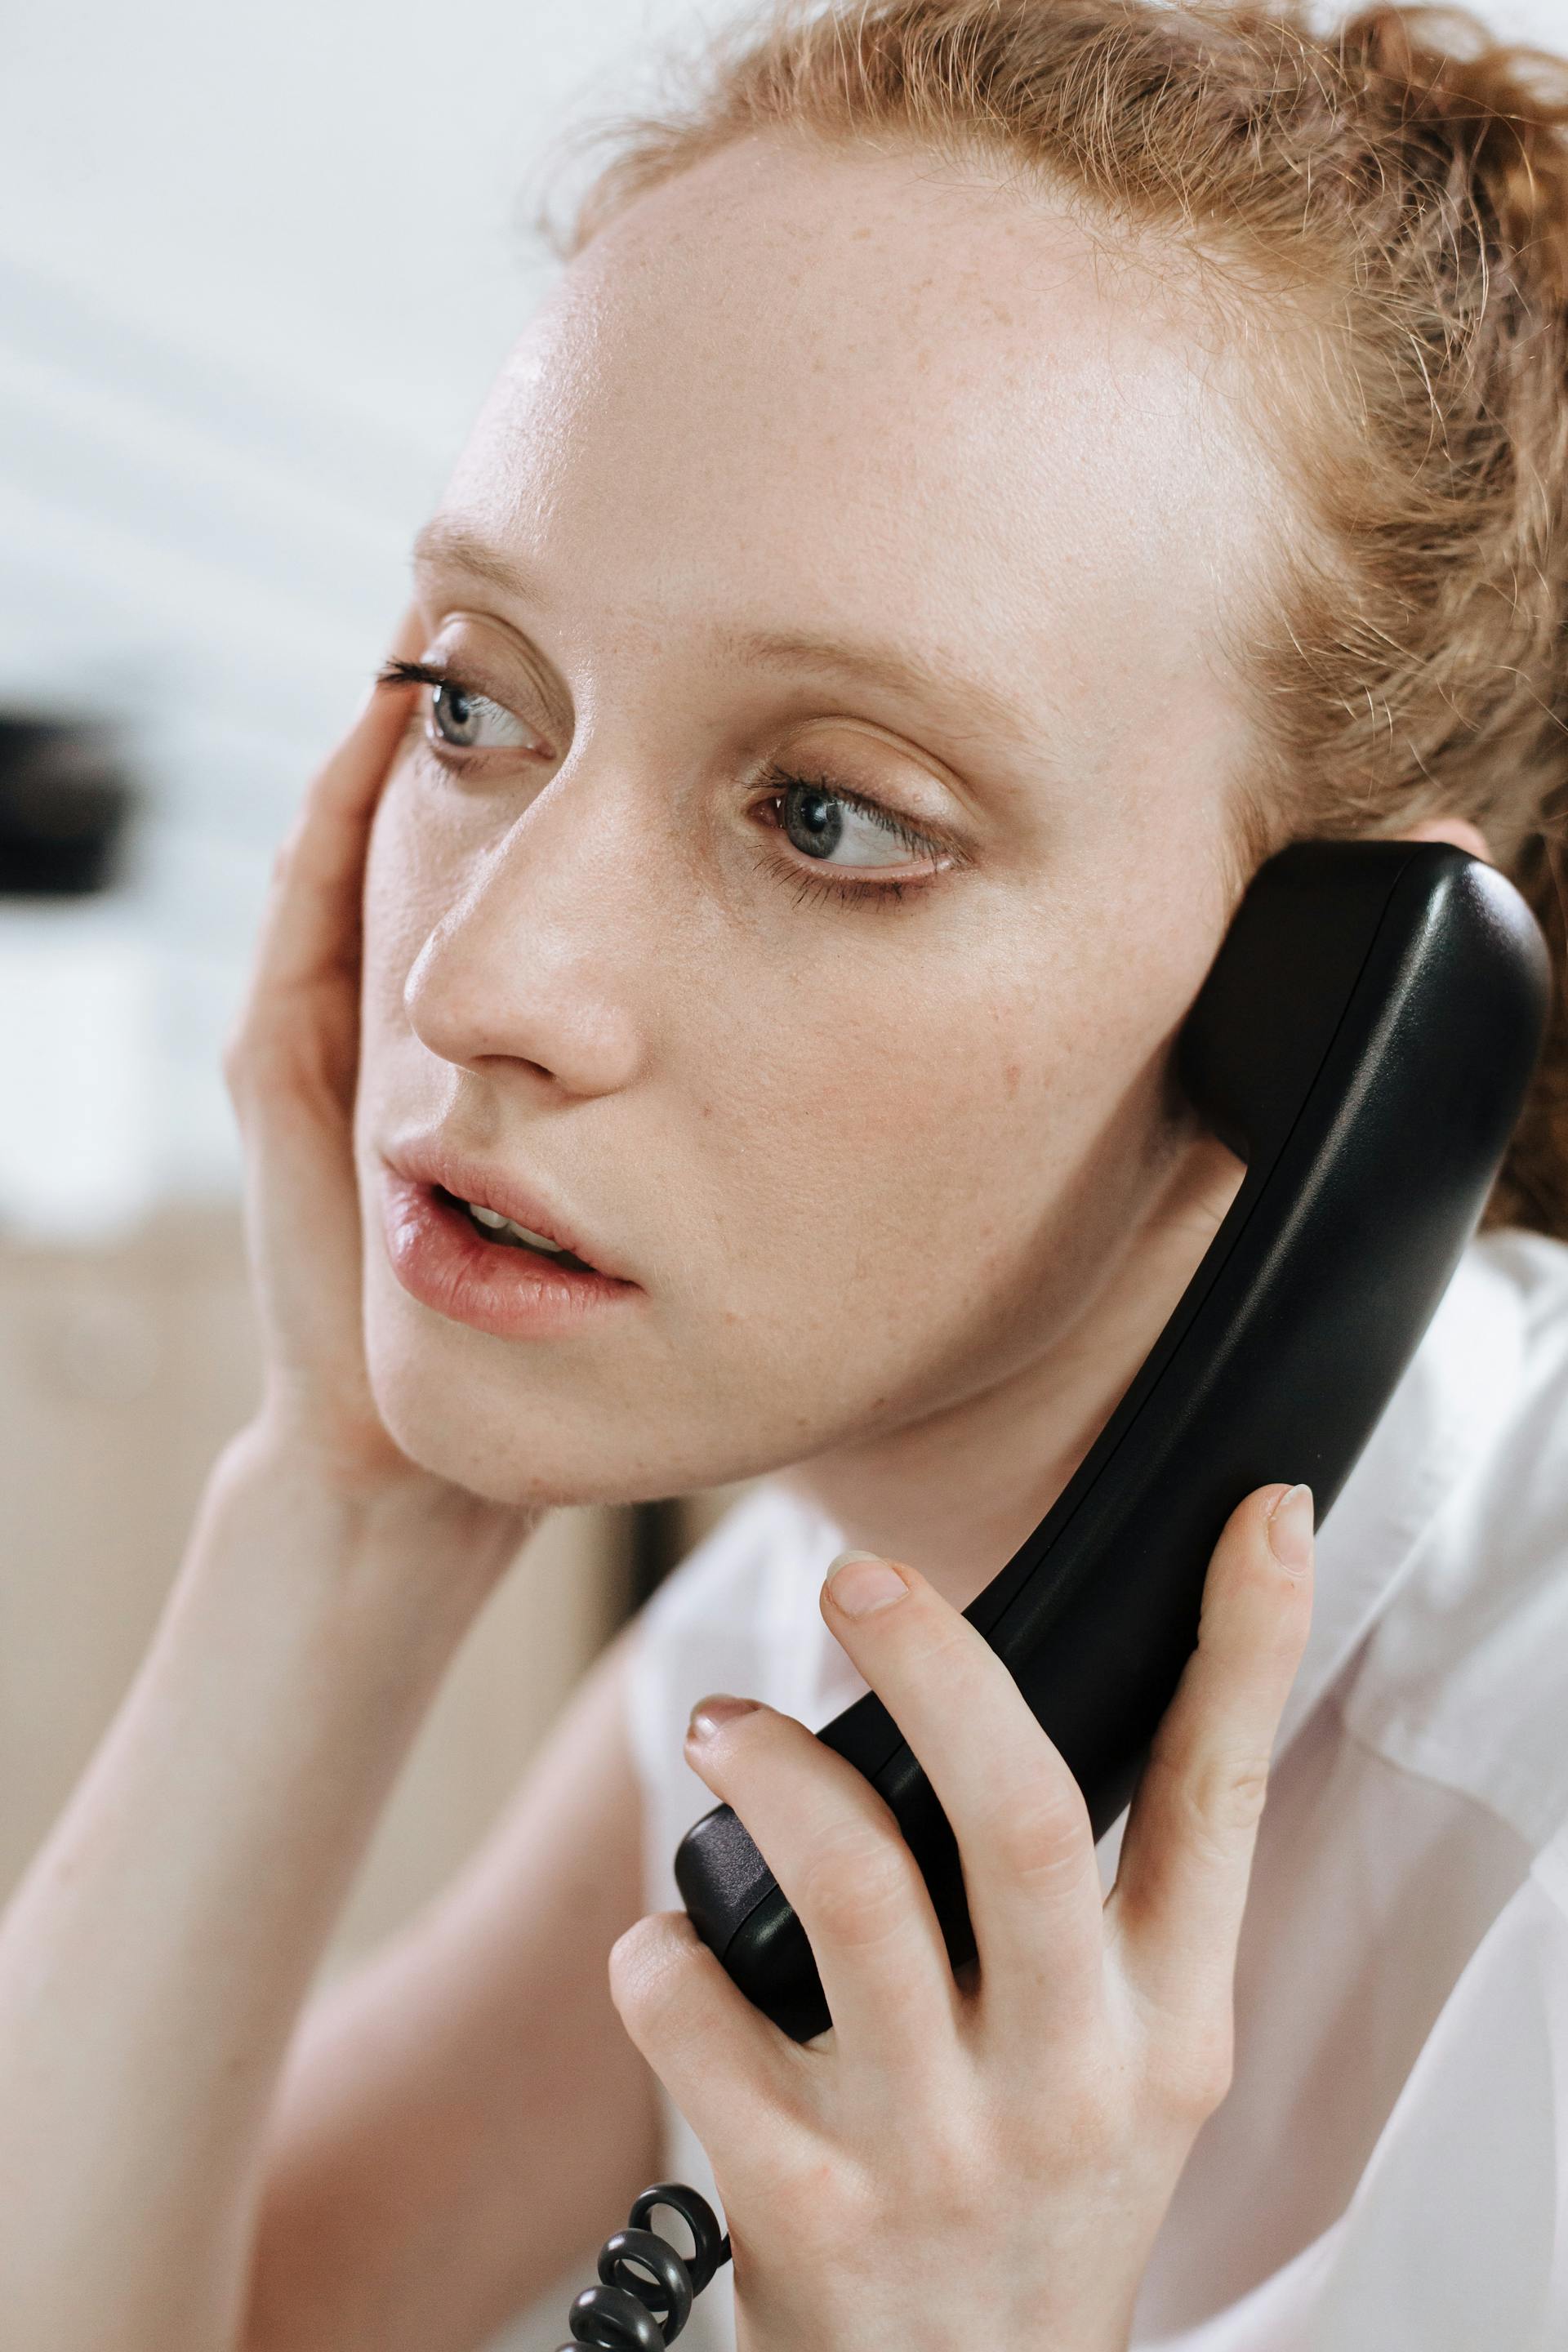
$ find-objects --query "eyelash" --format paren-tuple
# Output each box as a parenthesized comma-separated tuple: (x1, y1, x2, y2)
(751, 760, 950, 910)
(375, 657, 955, 911)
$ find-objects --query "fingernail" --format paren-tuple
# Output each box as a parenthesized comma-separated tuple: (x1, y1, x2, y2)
(1265, 1483, 1314, 1575)
(825, 1549, 909, 1617)
(687, 1694, 759, 1743)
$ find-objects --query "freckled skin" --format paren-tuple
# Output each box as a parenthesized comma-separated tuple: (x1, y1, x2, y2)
(353, 132, 1290, 1597)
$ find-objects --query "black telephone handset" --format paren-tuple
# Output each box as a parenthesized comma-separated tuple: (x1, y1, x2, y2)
(674, 840, 1552, 2043)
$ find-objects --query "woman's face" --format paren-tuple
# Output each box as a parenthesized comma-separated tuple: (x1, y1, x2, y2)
(354, 132, 1281, 1509)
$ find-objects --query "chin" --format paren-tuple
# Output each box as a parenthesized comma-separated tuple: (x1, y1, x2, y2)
(358, 1250, 651, 1506)
(366, 1347, 639, 1509)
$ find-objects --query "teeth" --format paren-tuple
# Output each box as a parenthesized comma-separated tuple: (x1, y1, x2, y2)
(463, 1198, 566, 1253)
(508, 1222, 567, 1253)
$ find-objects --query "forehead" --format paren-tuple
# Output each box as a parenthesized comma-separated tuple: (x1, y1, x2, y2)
(439, 133, 1276, 755)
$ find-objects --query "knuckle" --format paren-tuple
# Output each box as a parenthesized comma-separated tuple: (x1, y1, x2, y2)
(796, 1819, 914, 1950)
(1201, 1751, 1272, 1840)
(1167, 1748, 1272, 1869)
(913, 1619, 976, 1673)
(985, 1776, 1090, 1889)
(872, 1608, 973, 1684)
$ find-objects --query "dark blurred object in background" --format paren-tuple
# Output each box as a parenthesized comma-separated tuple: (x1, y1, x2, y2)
(0, 715, 137, 899)
(0, 710, 154, 1242)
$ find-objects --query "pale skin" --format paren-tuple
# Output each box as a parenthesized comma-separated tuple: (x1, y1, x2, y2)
(0, 131, 1490, 2352)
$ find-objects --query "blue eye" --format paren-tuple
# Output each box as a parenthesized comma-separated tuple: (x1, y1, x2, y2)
(430, 679, 537, 752)
(770, 770, 946, 875)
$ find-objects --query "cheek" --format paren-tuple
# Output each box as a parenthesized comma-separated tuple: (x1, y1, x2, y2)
(676, 907, 1172, 1406)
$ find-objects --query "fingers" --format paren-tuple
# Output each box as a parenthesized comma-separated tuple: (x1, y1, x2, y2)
(225, 606, 425, 1112)
(608, 1906, 799, 2156)
(654, 1486, 1310, 2107)
(1107, 1482, 1313, 2056)
(221, 608, 425, 1427)
(678, 1695, 961, 2065)
(817, 1554, 1107, 2038)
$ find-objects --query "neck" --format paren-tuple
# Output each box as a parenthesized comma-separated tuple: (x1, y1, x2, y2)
(778, 1134, 1244, 1610)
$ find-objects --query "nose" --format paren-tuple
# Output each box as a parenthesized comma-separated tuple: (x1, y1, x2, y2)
(402, 769, 648, 1097)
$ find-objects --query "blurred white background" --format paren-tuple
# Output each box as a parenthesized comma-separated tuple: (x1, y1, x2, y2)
(0, 0, 720, 1219)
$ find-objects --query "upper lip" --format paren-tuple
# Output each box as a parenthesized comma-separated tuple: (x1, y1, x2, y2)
(385, 1138, 635, 1283)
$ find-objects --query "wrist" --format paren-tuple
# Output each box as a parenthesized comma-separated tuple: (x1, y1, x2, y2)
(207, 1411, 540, 1617)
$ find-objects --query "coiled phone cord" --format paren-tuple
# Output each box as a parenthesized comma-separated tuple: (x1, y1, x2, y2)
(554, 2179, 731, 2348)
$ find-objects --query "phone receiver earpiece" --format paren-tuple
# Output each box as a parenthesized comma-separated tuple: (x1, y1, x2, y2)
(675, 840, 1552, 2042)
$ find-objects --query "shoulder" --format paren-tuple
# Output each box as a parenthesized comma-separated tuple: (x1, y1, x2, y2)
(1346, 1227, 1568, 1851)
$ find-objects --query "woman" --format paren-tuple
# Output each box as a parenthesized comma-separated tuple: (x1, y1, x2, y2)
(2, 2, 1566, 2345)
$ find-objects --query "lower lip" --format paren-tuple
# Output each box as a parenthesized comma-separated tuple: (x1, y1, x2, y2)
(379, 1171, 643, 1339)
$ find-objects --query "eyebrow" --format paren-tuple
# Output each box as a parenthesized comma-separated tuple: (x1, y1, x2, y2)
(411, 515, 1038, 753)
(413, 517, 532, 604)
(723, 621, 1034, 751)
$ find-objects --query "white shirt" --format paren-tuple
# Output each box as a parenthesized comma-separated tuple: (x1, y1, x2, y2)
(626, 1226, 1568, 2350)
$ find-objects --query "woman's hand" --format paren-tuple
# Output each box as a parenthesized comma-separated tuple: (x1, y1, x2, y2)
(610, 1479, 1315, 2352)
(224, 626, 528, 1548)
(223, 628, 421, 1484)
